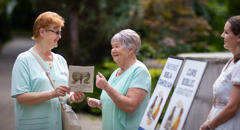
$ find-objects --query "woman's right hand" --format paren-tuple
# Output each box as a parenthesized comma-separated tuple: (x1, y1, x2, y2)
(200, 120, 210, 130)
(16, 85, 70, 105)
(87, 97, 101, 109)
(96, 72, 109, 90)
(52, 85, 70, 98)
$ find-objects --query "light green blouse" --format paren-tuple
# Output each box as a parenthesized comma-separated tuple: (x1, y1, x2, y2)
(11, 48, 68, 130)
(100, 60, 151, 130)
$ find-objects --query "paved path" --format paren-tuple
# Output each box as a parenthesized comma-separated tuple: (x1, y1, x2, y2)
(0, 35, 101, 130)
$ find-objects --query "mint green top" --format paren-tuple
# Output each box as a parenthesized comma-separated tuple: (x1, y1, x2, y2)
(11, 48, 68, 130)
(100, 60, 151, 130)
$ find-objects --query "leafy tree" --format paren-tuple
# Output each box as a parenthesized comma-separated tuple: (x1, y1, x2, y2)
(64, 0, 81, 59)
(200, 0, 229, 51)
(0, 0, 11, 52)
(11, 0, 35, 30)
(228, 0, 240, 16)
(140, 0, 213, 58)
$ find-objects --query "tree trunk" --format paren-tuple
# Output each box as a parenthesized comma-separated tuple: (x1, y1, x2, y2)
(70, 8, 80, 58)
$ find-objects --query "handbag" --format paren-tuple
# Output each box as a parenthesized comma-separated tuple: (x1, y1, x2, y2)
(29, 49, 82, 130)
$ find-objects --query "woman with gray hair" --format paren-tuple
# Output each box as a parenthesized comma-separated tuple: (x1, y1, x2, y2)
(87, 29, 151, 129)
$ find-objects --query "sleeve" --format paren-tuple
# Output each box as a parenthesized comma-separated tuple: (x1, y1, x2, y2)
(231, 62, 240, 85)
(129, 66, 151, 93)
(11, 55, 31, 98)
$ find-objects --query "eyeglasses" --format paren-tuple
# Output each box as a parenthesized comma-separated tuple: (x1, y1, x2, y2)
(46, 29, 62, 35)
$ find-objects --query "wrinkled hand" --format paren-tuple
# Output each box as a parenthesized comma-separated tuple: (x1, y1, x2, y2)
(200, 120, 209, 130)
(52, 85, 70, 98)
(71, 91, 85, 103)
(200, 124, 206, 130)
(87, 97, 101, 108)
(96, 72, 108, 90)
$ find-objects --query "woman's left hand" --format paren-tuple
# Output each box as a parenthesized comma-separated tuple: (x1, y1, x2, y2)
(87, 97, 101, 108)
(70, 91, 85, 103)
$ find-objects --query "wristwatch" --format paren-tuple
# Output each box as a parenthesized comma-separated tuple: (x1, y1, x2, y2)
(206, 125, 210, 130)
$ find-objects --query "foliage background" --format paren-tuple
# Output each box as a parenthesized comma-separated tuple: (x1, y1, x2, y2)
(1, 0, 239, 115)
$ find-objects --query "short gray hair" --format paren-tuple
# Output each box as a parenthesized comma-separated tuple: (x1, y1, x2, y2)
(111, 29, 141, 54)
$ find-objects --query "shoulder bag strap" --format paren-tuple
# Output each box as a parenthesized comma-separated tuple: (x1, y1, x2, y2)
(29, 49, 66, 110)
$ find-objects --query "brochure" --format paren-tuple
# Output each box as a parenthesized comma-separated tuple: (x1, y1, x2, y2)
(69, 65, 94, 93)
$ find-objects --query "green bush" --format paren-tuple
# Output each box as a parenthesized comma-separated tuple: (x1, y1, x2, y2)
(148, 58, 167, 95)
(149, 68, 163, 95)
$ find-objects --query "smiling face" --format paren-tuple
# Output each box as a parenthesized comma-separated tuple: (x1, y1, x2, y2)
(40, 24, 62, 49)
(111, 41, 130, 66)
(221, 22, 239, 54)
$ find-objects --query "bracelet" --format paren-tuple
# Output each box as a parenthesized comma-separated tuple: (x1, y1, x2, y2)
(206, 125, 210, 130)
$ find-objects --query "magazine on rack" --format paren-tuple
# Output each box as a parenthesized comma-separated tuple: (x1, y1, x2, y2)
(69, 65, 94, 93)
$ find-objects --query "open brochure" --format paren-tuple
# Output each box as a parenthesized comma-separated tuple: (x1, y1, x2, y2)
(69, 65, 94, 93)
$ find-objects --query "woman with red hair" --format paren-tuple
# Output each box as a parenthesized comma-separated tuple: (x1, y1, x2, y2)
(11, 11, 85, 130)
